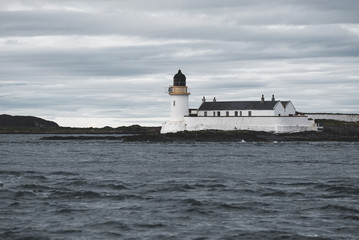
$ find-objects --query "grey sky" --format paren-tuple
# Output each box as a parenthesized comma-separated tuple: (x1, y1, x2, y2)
(1, 0, 358, 127)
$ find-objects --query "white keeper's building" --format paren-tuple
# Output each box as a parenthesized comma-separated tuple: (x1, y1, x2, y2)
(161, 70, 317, 134)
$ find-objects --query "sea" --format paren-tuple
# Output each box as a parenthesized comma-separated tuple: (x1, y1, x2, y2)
(0, 134, 358, 240)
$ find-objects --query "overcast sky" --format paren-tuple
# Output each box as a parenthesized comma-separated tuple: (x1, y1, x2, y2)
(1, 0, 358, 127)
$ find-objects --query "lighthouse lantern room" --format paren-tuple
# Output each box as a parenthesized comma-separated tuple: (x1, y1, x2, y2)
(168, 70, 190, 121)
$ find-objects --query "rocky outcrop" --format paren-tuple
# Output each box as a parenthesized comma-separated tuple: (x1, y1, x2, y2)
(0, 114, 59, 128)
(121, 130, 359, 142)
(38, 119, 359, 142)
(121, 119, 359, 142)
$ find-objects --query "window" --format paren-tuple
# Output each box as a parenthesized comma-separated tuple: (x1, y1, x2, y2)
(204, 111, 207, 117)
(248, 111, 252, 117)
(213, 111, 216, 116)
(240, 111, 242, 116)
(173, 100, 175, 106)
(217, 111, 221, 117)
(235, 111, 238, 117)
(226, 111, 229, 117)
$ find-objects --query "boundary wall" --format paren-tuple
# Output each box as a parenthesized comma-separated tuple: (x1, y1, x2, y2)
(184, 116, 316, 133)
(305, 114, 359, 122)
(160, 116, 317, 133)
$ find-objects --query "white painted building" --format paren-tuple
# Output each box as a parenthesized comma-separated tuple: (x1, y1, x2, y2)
(196, 96, 296, 117)
(161, 70, 317, 134)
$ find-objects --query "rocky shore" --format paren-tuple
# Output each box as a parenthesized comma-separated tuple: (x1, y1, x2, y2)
(41, 120, 359, 142)
(121, 129, 358, 142)
(4, 114, 358, 142)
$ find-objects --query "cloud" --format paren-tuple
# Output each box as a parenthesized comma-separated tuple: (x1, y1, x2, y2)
(0, 0, 358, 127)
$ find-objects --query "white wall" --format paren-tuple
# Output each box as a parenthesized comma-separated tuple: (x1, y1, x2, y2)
(184, 116, 317, 133)
(306, 114, 359, 122)
(274, 102, 285, 116)
(170, 95, 189, 121)
(284, 102, 296, 116)
(198, 110, 275, 117)
(161, 120, 186, 134)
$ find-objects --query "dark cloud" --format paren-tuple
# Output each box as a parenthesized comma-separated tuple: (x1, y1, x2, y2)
(0, 0, 358, 126)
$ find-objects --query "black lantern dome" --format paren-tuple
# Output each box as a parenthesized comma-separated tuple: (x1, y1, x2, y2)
(173, 69, 186, 86)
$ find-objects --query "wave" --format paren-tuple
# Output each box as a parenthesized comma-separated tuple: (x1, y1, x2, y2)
(14, 191, 37, 198)
(49, 171, 78, 176)
(313, 181, 359, 198)
(180, 198, 203, 206)
(219, 203, 249, 210)
(55, 208, 87, 214)
(219, 230, 330, 240)
(20, 184, 52, 191)
(26, 175, 48, 180)
(258, 188, 306, 198)
(134, 223, 165, 229)
(151, 183, 196, 193)
(324, 185, 359, 195)
(185, 208, 209, 215)
(193, 183, 227, 189)
(320, 204, 359, 214)
(65, 190, 101, 199)
(0, 170, 39, 176)
(99, 183, 128, 190)
(0, 232, 50, 240)
(87, 220, 131, 231)
(8, 202, 20, 207)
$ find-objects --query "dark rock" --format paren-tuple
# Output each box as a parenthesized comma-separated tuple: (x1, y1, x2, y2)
(0, 114, 59, 128)
(41, 136, 123, 140)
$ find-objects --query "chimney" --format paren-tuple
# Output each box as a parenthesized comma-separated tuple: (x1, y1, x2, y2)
(202, 96, 206, 103)
(213, 97, 216, 102)
(272, 94, 275, 101)
(261, 94, 265, 102)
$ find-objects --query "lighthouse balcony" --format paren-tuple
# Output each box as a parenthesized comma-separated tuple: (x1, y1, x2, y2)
(168, 86, 190, 95)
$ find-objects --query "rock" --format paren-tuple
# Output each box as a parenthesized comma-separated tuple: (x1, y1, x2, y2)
(39, 119, 359, 142)
(41, 136, 123, 140)
(0, 114, 59, 128)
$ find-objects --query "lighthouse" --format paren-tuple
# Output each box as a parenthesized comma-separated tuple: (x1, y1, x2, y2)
(160, 70, 190, 133)
(161, 69, 317, 134)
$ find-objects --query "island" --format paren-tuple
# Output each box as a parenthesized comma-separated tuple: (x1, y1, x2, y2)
(40, 119, 359, 142)
(1, 114, 358, 142)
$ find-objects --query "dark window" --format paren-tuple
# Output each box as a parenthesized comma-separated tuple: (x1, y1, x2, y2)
(173, 101, 175, 106)
(226, 111, 229, 116)
(213, 111, 216, 116)
(240, 111, 242, 116)
(217, 111, 221, 117)
(235, 111, 238, 117)
(248, 111, 252, 117)
(204, 111, 207, 117)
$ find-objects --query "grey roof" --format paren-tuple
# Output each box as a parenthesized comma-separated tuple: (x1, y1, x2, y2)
(198, 101, 279, 111)
(281, 101, 290, 108)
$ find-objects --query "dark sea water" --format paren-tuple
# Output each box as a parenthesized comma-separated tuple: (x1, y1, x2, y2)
(0, 134, 358, 240)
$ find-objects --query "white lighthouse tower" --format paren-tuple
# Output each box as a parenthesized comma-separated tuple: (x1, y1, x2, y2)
(160, 70, 190, 133)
